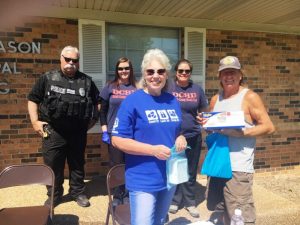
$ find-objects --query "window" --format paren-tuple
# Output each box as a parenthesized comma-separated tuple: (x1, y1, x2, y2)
(107, 24, 180, 79)
(79, 20, 206, 133)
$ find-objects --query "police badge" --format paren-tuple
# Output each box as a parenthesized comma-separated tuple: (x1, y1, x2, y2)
(79, 88, 85, 97)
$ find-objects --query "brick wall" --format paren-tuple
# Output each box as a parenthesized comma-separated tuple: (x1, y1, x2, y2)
(0, 17, 109, 177)
(0, 17, 299, 177)
(204, 30, 300, 172)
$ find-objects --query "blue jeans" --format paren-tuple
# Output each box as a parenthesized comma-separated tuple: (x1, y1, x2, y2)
(129, 186, 176, 225)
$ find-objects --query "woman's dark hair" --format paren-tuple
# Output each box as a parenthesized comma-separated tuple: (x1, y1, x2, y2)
(174, 59, 193, 72)
(110, 57, 136, 87)
(174, 59, 193, 81)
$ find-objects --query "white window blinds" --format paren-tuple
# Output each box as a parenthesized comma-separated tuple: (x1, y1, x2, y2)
(79, 19, 106, 90)
(184, 27, 206, 89)
(79, 19, 106, 133)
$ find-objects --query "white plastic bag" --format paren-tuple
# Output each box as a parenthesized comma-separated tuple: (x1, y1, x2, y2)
(166, 146, 189, 189)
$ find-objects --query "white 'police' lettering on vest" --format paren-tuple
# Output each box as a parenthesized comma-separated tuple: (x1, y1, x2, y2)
(50, 85, 76, 95)
(50, 85, 66, 94)
(66, 89, 75, 94)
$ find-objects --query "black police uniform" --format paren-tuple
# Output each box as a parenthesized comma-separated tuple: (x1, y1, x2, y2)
(28, 69, 99, 200)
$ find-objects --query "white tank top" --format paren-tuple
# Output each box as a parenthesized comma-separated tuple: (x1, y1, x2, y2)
(213, 88, 256, 173)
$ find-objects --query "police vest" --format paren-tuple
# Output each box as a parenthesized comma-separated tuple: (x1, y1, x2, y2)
(40, 70, 93, 120)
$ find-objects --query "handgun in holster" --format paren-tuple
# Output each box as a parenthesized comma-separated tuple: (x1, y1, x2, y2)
(43, 124, 51, 138)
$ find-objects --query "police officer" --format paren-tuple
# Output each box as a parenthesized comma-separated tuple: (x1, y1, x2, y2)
(28, 46, 100, 207)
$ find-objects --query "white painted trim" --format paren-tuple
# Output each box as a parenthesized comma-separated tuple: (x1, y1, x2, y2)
(78, 19, 106, 78)
(78, 19, 106, 134)
(184, 27, 206, 90)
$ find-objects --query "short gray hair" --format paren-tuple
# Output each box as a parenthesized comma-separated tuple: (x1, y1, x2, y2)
(141, 48, 171, 74)
(60, 46, 80, 58)
(139, 49, 171, 90)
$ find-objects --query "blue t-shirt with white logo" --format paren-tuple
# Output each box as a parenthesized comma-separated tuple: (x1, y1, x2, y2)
(112, 89, 182, 192)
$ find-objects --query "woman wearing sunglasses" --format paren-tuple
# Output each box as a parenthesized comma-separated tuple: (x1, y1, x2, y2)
(111, 49, 187, 225)
(99, 57, 137, 205)
(168, 59, 208, 218)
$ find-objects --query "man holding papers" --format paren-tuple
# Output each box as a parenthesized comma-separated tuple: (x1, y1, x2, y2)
(199, 56, 275, 225)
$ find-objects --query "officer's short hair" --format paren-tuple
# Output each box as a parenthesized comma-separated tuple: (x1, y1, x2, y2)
(61, 46, 80, 58)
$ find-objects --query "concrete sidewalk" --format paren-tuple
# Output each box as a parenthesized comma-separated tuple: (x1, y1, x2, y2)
(1, 171, 300, 225)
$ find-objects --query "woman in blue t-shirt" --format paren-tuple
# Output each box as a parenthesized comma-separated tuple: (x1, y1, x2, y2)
(168, 59, 208, 218)
(112, 49, 187, 225)
(99, 57, 137, 204)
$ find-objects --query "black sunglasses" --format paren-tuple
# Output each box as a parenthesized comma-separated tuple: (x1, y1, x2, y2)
(177, 69, 191, 74)
(146, 69, 166, 76)
(62, 55, 79, 63)
(118, 67, 130, 71)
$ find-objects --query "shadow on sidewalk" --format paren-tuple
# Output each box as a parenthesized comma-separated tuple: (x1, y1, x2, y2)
(195, 181, 206, 206)
(53, 214, 79, 225)
(173, 181, 206, 211)
(169, 216, 194, 225)
(85, 176, 107, 198)
(168, 181, 207, 224)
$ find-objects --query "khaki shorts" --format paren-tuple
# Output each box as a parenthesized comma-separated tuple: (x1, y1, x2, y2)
(205, 172, 256, 223)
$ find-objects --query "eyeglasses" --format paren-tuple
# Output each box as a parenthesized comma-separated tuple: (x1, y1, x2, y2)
(177, 69, 191, 74)
(62, 55, 79, 63)
(146, 69, 166, 76)
(118, 67, 130, 71)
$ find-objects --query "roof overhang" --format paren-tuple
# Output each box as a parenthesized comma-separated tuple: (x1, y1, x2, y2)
(1, 0, 300, 34)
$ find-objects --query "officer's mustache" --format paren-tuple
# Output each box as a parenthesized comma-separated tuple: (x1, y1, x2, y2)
(64, 64, 77, 70)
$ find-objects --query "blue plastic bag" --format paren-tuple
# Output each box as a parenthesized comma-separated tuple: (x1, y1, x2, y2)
(166, 146, 189, 189)
(201, 133, 232, 179)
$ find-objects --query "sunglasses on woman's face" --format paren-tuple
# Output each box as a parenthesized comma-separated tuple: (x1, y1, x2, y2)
(146, 69, 166, 76)
(62, 55, 79, 63)
(177, 69, 191, 74)
(118, 67, 130, 71)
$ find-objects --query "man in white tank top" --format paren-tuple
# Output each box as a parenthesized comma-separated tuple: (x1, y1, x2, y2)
(199, 56, 275, 225)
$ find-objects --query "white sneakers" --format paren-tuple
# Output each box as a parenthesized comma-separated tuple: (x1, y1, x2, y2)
(168, 204, 179, 214)
(185, 206, 200, 218)
(169, 205, 200, 218)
